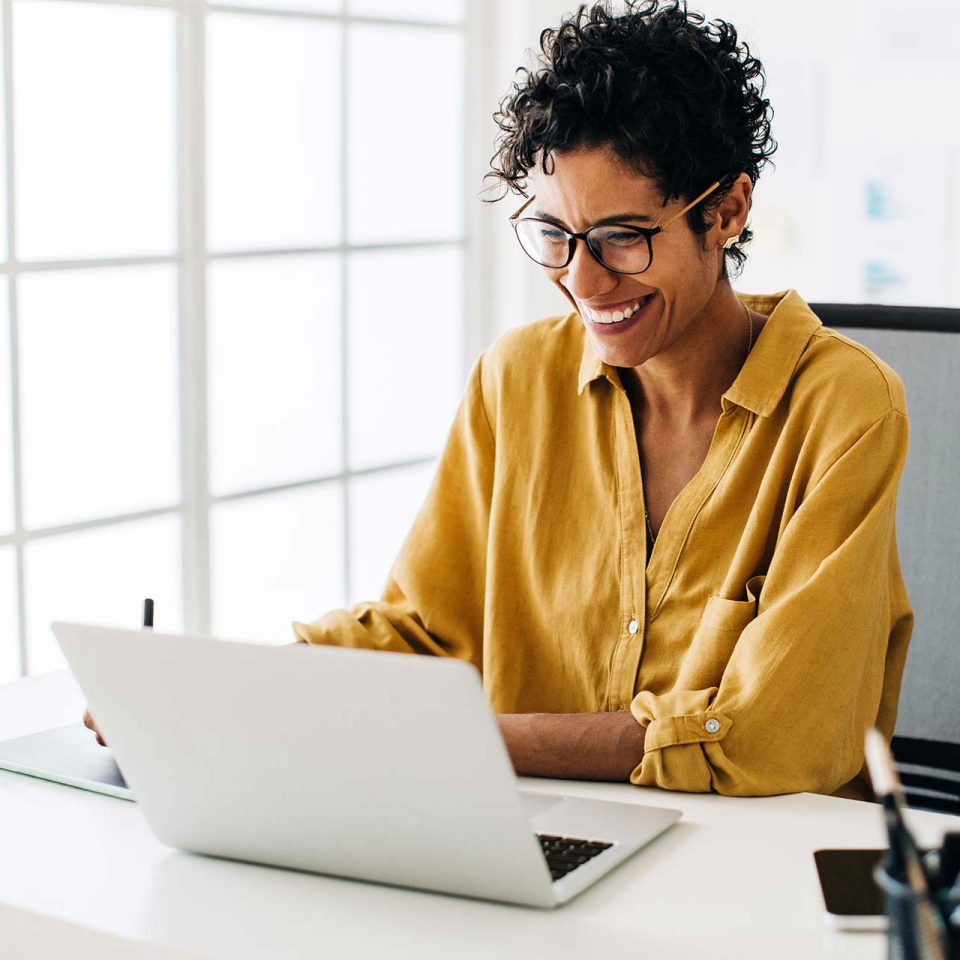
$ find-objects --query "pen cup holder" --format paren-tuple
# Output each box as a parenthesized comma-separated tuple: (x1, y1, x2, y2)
(874, 865, 960, 960)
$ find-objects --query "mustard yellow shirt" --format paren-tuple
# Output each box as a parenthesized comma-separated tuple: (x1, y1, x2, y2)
(295, 289, 913, 800)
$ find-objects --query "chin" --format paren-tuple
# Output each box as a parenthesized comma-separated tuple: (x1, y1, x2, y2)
(586, 331, 646, 369)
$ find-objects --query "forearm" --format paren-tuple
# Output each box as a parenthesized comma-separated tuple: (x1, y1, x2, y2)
(497, 712, 646, 782)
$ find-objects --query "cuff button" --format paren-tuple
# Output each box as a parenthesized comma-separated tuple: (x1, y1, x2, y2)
(704, 718, 721, 734)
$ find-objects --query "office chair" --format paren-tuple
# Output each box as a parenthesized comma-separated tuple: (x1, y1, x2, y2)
(809, 302, 960, 815)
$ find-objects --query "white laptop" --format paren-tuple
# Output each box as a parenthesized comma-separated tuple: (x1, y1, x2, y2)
(51, 621, 681, 909)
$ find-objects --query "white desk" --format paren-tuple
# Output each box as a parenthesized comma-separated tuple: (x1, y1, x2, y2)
(1, 671, 957, 960)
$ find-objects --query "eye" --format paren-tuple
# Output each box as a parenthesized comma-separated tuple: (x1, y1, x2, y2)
(596, 228, 644, 247)
(537, 226, 567, 244)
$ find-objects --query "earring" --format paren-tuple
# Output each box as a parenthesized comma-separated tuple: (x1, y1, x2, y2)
(723, 235, 738, 250)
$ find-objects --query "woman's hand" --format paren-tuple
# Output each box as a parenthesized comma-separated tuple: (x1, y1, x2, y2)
(82, 709, 108, 747)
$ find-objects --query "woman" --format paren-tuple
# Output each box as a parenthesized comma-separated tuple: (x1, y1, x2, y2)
(296, 0, 912, 800)
(84, 0, 907, 799)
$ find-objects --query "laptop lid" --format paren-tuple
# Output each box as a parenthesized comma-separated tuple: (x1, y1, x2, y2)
(52, 622, 558, 907)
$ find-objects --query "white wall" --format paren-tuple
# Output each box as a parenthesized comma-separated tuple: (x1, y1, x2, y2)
(473, 0, 960, 347)
(472, 0, 577, 345)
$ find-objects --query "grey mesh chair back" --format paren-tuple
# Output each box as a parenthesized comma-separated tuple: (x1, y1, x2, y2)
(809, 303, 960, 814)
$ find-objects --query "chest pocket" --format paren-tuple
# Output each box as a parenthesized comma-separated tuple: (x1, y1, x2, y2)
(675, 574, 766, 690)
(700, 574, 766, 633)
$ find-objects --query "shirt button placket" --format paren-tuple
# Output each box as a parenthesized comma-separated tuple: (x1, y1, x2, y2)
(612, 615, 644, 711)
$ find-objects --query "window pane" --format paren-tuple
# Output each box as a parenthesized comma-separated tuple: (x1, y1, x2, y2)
(18, 266, 179, 530)
(23, 515, 182, 675)
(348, 0, 464, 23)
(208, 254, 342, 496)
(226, 0, 340, 10)
(210, 485, 344, 645)
(348, 461, 435, 604)
(0, 546, 19, 682)
(0, 279, 13, 536)
(13, 0, 176, 260)
(207, 13, 341, 253)
(347, 25, 463, 244)
(0, 14, 7, 265)
(347, 248, 463, 469)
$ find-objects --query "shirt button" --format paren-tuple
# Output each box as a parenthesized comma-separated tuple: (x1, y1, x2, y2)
(628, 618, 640, 635)
(704, 718, 721, 734)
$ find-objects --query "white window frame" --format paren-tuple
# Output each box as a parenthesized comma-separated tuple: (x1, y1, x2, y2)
(0, 0, 491, 675)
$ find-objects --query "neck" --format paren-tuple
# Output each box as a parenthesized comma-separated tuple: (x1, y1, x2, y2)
(622, 283, 756, 427)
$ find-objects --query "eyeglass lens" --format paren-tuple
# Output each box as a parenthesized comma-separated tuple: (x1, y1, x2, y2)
(515, 221, 652, 273)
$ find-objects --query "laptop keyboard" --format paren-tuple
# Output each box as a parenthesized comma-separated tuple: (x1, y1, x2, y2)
(537, 834, 613, 882)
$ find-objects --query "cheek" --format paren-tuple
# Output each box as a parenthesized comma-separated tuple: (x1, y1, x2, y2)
(646, 251, 711, 300)
(551, 274, 578, 307)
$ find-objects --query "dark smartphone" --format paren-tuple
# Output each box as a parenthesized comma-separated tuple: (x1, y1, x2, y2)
(814, 848, 887, 931)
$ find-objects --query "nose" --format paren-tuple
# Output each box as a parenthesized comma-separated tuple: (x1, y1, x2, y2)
(558, 239, 618, 304)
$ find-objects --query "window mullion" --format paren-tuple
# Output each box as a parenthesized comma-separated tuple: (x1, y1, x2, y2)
(2, 0, 28, 675)
(178, 0, 210, 634)
(339, 10, 350, 606)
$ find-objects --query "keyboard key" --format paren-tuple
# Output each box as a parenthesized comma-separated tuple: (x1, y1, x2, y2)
(561, 854, 592, 865)
(537, 833, 613, 882)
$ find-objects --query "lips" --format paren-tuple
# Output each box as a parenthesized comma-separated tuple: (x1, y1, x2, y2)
(584, 294, 653, 324)
(583, 293, 656, 335)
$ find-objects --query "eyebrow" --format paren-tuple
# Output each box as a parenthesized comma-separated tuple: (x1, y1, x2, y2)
(531, 210, 655, 227)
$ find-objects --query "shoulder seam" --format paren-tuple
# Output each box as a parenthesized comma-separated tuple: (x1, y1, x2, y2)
(811, 327, 898, 409)
(809, 408, 906, 489)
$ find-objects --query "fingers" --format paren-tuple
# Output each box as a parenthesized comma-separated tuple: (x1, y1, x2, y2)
(82, 709, 107, 747)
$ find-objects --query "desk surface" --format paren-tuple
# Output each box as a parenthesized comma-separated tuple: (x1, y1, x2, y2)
(1, 671, 957, 960)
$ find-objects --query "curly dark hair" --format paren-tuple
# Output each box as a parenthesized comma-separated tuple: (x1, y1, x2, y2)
(485, 0, 777, 279)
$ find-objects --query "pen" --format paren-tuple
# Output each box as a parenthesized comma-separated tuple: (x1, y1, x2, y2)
(142, 598, 154, 631)
(865, 727, 948, 958)
(938, 833, 960, 891)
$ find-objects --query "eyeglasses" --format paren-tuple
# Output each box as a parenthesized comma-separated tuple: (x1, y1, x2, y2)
(508, 180, 721, 275)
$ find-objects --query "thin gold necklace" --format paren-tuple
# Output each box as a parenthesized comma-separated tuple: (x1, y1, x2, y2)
(643, 305, 754, 549)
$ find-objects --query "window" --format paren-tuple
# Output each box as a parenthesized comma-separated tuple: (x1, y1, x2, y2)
(0, 0, 472, 679)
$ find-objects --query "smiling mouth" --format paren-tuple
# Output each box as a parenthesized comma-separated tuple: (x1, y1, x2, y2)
(582, 294, 654, 324)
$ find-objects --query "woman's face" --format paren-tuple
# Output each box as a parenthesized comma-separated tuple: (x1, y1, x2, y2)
(528, 145, 733, 370)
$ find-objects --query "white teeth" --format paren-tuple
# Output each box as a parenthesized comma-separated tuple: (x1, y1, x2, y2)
(586, 296, 650, 324)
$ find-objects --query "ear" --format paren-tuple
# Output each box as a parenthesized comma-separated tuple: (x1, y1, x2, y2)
(715, 173, 753, 248)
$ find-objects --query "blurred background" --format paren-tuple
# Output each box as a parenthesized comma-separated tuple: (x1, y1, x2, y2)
(0, 0, 957, 677)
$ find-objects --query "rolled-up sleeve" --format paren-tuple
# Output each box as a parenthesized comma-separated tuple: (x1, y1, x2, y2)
(629, 409, 912, 796)
(292, 354, 495, 673)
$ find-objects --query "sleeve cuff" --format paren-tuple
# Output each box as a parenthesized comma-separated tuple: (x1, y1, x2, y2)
(628, 689, 733, 792)
(291, 608, 383, 649)
(630, 687, 732, 747)
(640, 711, 733, 751)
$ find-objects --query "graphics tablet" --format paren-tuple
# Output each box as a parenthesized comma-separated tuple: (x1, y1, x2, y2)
(0, 721, 131, 800)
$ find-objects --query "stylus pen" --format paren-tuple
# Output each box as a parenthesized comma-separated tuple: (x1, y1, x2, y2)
(142, 598, 154, 631)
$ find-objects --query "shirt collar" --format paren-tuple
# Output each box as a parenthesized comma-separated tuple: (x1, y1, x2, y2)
(576, 288, 822, 418)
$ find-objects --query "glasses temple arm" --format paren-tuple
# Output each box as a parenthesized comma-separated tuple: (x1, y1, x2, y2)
(509, 194, 536, 220)
(658, 180, 721, 230)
